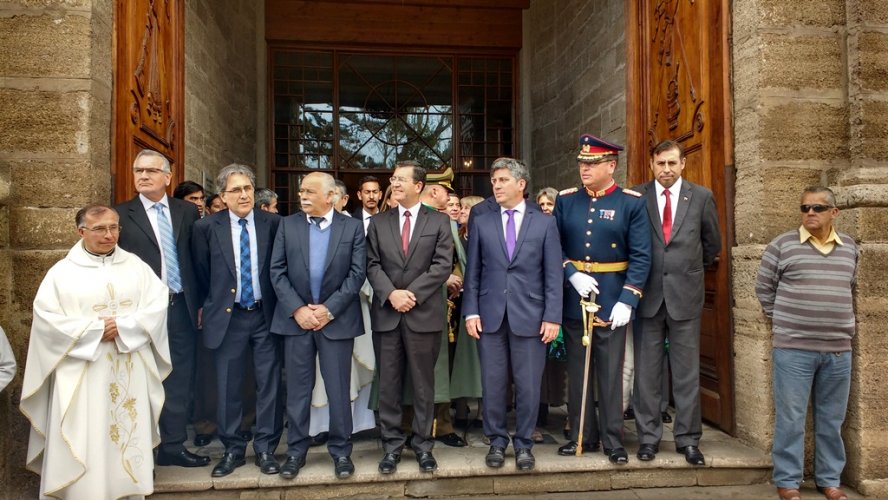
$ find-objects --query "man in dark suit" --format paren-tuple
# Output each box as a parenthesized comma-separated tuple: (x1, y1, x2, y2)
(191, 164, 284, 478)
(269, 172, 366, 480)
(351, 175, 381, 233)
(366, 160, 453, 474)
(632, 140, 721, 465)
(115, 149, 209, 468)
(463, 157, 563, 471)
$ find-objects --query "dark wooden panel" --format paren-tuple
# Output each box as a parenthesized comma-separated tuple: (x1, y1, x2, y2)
(112, 0, 185, 203)
(266, 1, 523, 49)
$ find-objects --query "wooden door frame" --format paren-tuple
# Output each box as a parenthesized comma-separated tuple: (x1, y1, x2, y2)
(625, 0, 736, 435)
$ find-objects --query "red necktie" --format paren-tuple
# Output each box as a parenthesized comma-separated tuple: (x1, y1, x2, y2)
(401, 210, 411, 256)
(662, 189, 673, 244)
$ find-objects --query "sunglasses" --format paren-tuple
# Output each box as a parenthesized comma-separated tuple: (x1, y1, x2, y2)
(800, 204, 833, 213)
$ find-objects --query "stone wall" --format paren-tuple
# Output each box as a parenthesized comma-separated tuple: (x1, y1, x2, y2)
(184, 0, 260, 190)
(0, 0, 113, 495)
(732, 0, 888, 494)
(522, 0, 627, 192)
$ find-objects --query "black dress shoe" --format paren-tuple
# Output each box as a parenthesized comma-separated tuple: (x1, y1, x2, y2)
(211, 453, 246, 477)
(677, 445, 706, 466)
(623, 407, 635, 420)
(636, 443, 659, 461)
(604, 447, 629, 465)
(661, 411, 673, 423)
(156, 449, 212, 467)
(485, 446, 506, 468)
(193, 434, 214, 447)
(557, 441, 600, 456)
(415, 451, 437, 472)
(311, 431, 329, 447)
(254, 452, 280, 475)
(515, 448, 535, 471)
(436, 432, 467, 447)
(378, 452, 400, 474)
(279, 455, 306, 480)
(334, 456, 355, 479)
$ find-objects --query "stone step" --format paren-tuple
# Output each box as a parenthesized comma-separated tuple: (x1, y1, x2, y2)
(151, 421, 771, 499)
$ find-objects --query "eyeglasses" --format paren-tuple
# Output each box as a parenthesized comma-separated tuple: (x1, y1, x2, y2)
(390, 175, 417, 184)
(222, 185, 255, 195)
(133, 167, 168, 176)
(800, 204, 834, 213)
(81, 225, 121, 234)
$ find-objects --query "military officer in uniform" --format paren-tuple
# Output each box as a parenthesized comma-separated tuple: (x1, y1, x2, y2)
(554, 134, 651, 465)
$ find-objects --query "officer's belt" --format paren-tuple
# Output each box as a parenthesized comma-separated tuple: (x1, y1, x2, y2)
(567, 260, 629, 273)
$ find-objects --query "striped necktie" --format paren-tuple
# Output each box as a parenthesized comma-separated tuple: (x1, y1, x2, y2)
(238, 218, 255, 307)
(153, 203, 182, 293)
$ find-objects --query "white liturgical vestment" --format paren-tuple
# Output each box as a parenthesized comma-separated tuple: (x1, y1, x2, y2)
(20, 241, 171, 499)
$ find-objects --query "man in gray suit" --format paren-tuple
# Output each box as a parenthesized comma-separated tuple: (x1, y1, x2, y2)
(366, 160, 453, 474)
(632, 140, 721, 465)
(270, 172, 366, 480)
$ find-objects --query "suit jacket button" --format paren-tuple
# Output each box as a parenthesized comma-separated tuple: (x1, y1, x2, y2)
(226, 307, 232, 313)
(231, 288, 236, 293)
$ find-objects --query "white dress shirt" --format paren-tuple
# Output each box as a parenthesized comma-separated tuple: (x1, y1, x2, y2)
(360, 208, 376, 235)
(500, 200, 526, 241)
(305, 207, 335, 230)
(398, 202, 422, 244)
(655, 176, 682, 224)
(228, 209, 262, 303)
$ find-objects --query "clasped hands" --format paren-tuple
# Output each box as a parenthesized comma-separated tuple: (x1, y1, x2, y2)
(465, 317, 559, 344)
(101, 317, 119, 342)
(293, 304, 332, 330)
(388, 289, 417, 313)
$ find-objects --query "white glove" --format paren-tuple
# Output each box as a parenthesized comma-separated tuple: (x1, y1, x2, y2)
(568, 272, 600, 298)
(609, 302, 632, 330)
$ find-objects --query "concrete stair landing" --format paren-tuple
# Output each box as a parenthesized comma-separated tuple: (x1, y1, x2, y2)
(151, 409, 771, 499)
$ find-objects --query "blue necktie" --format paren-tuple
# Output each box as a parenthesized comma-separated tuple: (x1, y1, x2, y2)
(153, 203, 182, 293)
(238, 218, 255, 307)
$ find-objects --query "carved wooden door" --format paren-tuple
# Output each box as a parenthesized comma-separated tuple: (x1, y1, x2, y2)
(112, 0, 185, 203)
(627, 0, 735, 432)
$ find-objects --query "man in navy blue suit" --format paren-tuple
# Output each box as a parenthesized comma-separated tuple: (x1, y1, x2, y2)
(191, 164, 284, 478)
(269, 172, 366, 480)
(463, 157, 563, 472)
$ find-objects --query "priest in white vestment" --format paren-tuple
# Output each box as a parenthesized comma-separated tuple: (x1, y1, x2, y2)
(20, 204, 171, 499)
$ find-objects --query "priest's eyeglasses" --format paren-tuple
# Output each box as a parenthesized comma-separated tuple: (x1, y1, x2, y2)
(81, 225, 121, 234)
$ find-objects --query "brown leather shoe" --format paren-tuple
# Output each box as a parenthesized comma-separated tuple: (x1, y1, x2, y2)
(817, 486, 848, 500)
(777, 487, 801, 500)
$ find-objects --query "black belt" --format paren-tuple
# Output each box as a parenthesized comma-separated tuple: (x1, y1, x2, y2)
(169, 291, 184, 304)
(234, 300, 262, 311)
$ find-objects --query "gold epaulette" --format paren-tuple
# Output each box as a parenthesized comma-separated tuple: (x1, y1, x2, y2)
(622, 188, 642, 198)
(559, 187, 579, 196)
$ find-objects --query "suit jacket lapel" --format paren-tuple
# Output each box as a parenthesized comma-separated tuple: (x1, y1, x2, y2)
(405, 206, 430, 266)
(129, 199, 160, 250)
(255, 211, 270, 274)
(297, 215, 311, 272)
(494, 208, 510, 261)
(215, 213, 237, 277)
(324, 213, 345, 272)
(387, 209, 406, 265)
(169, 201, 184, 242)
(671, 181, 693, 237)
(645, 182, 666, 244)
